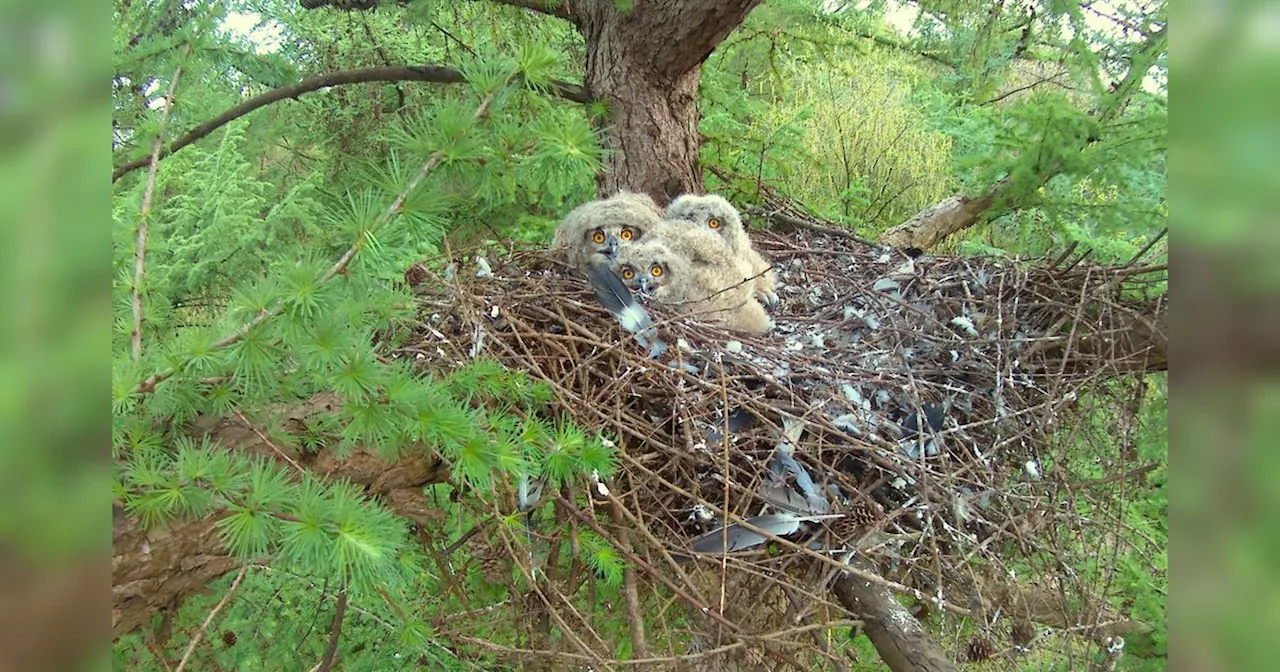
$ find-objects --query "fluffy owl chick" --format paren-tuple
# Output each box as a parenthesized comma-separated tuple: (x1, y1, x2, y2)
(551, 190, 663, 270)
(612, 239, 772, 336)
(664, 194, 779, 307)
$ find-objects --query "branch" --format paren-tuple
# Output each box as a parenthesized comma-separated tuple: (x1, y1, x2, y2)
(607, 500, 647, 660)
(134, 81, 506, 396)
(487, 0, 574, 22)
(173, 566, 248, 672)
(131, 43, 191, 361)
(300, 0, 575, 22)
(112, 65, 589, 182)
(831, 560, 957, 672)
(313, 587, 348, 672)
(853, 29, 958, 70)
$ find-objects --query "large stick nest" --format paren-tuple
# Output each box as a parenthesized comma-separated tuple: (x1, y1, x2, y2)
(398, 222, 1166, 668)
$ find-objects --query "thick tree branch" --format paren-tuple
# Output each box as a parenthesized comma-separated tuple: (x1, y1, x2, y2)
(488, 0, 575, 22)
(877, 26, 1166, 251)
(314, 587, 348, 672)
(112, 65, 589, 182)
(831, 559, 956, 672)
(114, 401, 455, 640)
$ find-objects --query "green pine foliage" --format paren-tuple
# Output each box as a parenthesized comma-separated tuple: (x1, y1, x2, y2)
(113, 4, 623, 664)
(113, 0, 1164, 668)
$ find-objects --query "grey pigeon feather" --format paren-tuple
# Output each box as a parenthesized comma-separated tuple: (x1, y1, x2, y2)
(585, 259, 667, 358)
(690, 512, 843, 554)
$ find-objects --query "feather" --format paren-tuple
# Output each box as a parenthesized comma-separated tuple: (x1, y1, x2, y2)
(690, 512, 843, 554)
(767, 417, 830, 514)
(518, 473, 545, 512)
(585, 259, 667, 358)
(766, 449, 830, 515)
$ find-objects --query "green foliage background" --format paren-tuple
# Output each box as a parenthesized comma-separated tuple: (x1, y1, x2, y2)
(106, 0, 1166, 669)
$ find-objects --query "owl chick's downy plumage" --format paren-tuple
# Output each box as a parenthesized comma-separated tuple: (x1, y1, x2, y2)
(551, 190, 663, 270)
(664, 193, 779, 307)
(611, 238, 772, 336)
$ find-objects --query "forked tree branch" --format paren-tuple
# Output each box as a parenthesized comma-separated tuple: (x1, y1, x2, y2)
(112, 65, 589, 182)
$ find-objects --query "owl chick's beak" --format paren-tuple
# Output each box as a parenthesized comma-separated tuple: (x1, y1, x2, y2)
(605, 233, 620, 258)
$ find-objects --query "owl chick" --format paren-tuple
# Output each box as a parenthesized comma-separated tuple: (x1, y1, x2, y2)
(664, 194, 779, 307)
(551, 190, 663, 270)
(612, 239, 772, 336)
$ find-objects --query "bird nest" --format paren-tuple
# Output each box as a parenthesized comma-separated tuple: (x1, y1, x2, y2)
(397, 223, 1166, 667)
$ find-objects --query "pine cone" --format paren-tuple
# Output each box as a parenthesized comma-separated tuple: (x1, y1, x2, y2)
(404, 263, 428, 288)
(478, 553, 509, 584)
(967, 636, 995, 662)
(848, 499, 884, 527)
(826, 500, 884, 541)
(221, 630, 237, 648)
(471, 537, 512, 585)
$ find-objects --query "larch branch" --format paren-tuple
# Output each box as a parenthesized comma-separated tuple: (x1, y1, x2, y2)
(135, 83, 506, 397)
(112, 65, 588, 182)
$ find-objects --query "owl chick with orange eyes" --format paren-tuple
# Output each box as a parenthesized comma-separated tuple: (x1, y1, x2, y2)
(611, 233, 772, 336)
(664, 193, 779, 308)
(551, 190, 663, 270)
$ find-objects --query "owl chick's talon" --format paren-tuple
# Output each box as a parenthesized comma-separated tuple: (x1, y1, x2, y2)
(760, 290, 781, 309)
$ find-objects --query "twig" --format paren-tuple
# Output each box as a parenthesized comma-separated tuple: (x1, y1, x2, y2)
(313, 586, 348, 672)
(131, 43, 191, 362)
(173, 565, 248, 672)
(1122, 226, 1167, 268)
(135, 81, 507, 396)
(233, 409, 305, 473)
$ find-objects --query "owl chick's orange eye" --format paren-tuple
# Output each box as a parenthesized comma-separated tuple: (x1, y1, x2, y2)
(591, 229, 606, 244)
(707, 217, 722, 229)
(650, 265, 664, 277)
(621, 267, 635, 280)
(619, 227, 635, 241)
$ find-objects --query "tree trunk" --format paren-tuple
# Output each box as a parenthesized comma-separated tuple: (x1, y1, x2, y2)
(831, 562, 957, 672)
(585, 50, 703, 206)
(573, 0, 764, 206)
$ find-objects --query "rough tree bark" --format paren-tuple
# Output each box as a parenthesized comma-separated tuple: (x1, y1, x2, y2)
(832, 560, 957, 672)
(570, 0, 763, 205)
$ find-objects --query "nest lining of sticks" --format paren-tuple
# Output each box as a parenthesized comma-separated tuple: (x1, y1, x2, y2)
(396, 223, 1166, 663)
